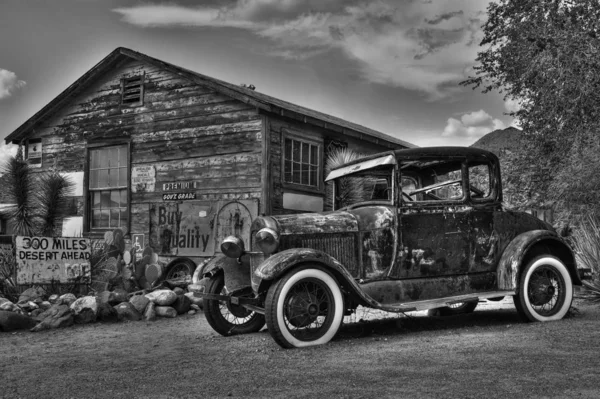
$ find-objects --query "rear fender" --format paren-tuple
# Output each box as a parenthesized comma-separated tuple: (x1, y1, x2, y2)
(254, 248, 382, 308)
(497, 230, 579, 290)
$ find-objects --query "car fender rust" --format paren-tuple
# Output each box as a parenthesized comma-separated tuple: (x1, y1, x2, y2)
(496, 230, 576, 290)
(253, 248, 382, 308)
(201, 253, 229, 276)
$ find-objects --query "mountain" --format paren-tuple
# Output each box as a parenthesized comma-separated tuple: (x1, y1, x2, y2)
(470, 127, 524, 156)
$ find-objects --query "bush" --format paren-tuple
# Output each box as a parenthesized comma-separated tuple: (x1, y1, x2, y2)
(0, 246, 19, 302)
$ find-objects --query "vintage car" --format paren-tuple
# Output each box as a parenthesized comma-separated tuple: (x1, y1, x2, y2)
(191, 147, 585, 348)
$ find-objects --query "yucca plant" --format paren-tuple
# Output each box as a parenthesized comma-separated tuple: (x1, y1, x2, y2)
(570, 214, 600, 301)
(1, 145, 36, 236)
(325, 147, 368, 210)
(36, 171, 74, 237)
(0, 146, 74, 237)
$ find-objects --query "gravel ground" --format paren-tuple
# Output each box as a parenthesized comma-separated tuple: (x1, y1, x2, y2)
(1, 296, 599, 399)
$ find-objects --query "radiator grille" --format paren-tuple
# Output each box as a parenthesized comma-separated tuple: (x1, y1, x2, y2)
(282, 234, 358, 277)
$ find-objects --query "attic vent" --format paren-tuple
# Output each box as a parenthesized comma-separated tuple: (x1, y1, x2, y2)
(121, 74, 144, 106)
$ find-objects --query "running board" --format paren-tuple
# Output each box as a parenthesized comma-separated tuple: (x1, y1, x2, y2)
(375, 290, 516, 313)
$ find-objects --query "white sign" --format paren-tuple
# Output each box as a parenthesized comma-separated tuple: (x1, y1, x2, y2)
(131, 165, 156, 193)
(15, 236, 92, 284)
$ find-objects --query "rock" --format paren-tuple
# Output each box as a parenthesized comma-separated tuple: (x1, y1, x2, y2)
(173, 287, 185, 295)
(31, 304, 73, 332)
(0, 310, 37, 332)
(172, 294, 191, 315)
(115, 302, 142, 322)
(187, 310, 196, 315)
(155, 306, 177, 318)
(190, 304, 200, 311)
(111, 288, 129, 304)
(184, 292, 203, 308)
(97, 291, 111, 304)
(18, 287, 46, 305)
(58, 293, 77, 306)
(70, 296, 98, 316)
(0, 297, 12, 307)
(145, 289, 177, 306)
(39, 301, 52, 311)
(129, 295, 150, 314)
(74, 309, 97, 324)
(27, 301, 39, 310)
(0, 301, 20, 313)
(164, 277, 191, 290)
(144, 301, 157, 321)
(30, 309, 44, 318)
(48, 294, 60, 304)
(96, 302, 118, 323)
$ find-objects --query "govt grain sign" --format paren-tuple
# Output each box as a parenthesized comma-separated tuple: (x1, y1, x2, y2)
(15, 236, 91, 284)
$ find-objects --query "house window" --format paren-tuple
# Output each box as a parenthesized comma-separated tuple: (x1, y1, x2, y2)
(88, 145, 129, 229)
(25, 139, 42, 167)
(121, 74, 144, 106)
(283, 136, 321, 189)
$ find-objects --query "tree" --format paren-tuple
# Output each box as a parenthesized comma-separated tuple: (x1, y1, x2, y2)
(463, 0, 600, 222)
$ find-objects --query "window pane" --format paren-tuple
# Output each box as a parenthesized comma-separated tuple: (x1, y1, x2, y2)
(119, 146, 127, 167)
(98, 149, 109, 168)
(284, 139, 292, 161)
(110, 209, 120, 227)
(92, 192, 101, 208)
(292, 166, 301, 184)
(108, 169, 117, 187)
(284, 159, 292, 183)
(119, 189, 128, 207)
(120, 209, 129, 227)
(101, 191, 111, 208)
(310, 145, 318, 166)
(90, 170, 98, 189)
(292, 140, 300, 162)
(107, 147, 118, 168)
(309, 166, 317, 186)
(110, 190, 120, 207)
(301, 142, 309, 164)
(118, 167, 127, 186)
(92, 210, 102, 227)
(91, 151, 100, 169)
(301, 164, 309, 185)
(100, 210, 109, 227)
(98, 169, 109, 188)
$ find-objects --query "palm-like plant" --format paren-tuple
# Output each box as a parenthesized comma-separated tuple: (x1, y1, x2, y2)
(0, 145, 74, 237)
(571, 214, 600, 301)
(1, 146, 36, 236)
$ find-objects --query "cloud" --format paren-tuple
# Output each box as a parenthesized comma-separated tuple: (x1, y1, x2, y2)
(0, 142, 18, 168)
(0, 69, 26, 99)
(504, 97, 521, 114)
(112, 0, 491, 100)
(442, 109, 505, 138)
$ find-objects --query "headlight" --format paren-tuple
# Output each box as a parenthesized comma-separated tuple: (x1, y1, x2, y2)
(221, 235, 245, 258)
(255, 228, 279, 255)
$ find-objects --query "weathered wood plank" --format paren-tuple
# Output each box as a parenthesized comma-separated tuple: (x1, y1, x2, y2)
(132, 188, 262, 204)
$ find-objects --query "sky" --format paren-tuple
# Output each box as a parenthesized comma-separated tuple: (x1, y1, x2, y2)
(0, 0, 519, 162)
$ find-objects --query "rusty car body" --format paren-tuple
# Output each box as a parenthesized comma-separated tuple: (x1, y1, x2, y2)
(191, 147, 584, 348)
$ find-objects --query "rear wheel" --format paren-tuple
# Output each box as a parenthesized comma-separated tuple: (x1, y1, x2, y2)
(513, 255, 573, 322)
(203, 273, 265, 336)
(165, 260, 195, 280)
(265, 267, 344, 348)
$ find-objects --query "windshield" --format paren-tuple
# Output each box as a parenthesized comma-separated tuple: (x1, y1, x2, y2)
(333, 166, 394, 209)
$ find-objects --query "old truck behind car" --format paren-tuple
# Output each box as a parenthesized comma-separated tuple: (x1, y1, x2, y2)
(191, 147, 588, 348)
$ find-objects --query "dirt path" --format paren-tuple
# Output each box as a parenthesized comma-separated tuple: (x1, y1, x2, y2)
(1, 298, 599, 399)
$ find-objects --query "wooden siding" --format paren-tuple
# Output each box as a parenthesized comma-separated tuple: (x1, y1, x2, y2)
(25, 59, 264, 252)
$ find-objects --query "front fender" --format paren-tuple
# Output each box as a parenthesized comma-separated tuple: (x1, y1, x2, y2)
(497, 229, 577, 290)
(253, 248, 383, 309)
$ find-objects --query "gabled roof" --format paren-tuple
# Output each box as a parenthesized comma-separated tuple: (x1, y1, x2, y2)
(5, 47, 415, 149)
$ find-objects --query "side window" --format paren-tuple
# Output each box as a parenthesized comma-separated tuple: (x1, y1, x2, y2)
(468, 163, 492, 201)
(282, 134, 322, 191)
(88, 144, 129, 230)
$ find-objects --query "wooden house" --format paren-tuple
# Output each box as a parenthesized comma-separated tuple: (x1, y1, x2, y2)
(4, 47, 414, 274)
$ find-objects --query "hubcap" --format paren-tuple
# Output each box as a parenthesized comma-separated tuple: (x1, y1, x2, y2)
(527, 265, 565, 316)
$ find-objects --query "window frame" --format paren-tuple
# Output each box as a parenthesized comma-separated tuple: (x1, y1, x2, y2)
(281, 130, 324, 194)
(120, 73, 145, 107)
(84, 140, 131, 234)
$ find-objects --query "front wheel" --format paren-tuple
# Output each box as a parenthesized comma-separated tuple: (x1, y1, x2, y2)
(513, 255, 573, 322)
(265, 267, 344, 348)
(203, 273, 265, 336)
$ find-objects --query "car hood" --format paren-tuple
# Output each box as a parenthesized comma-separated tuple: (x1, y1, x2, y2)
(251, 210, 359, 236)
